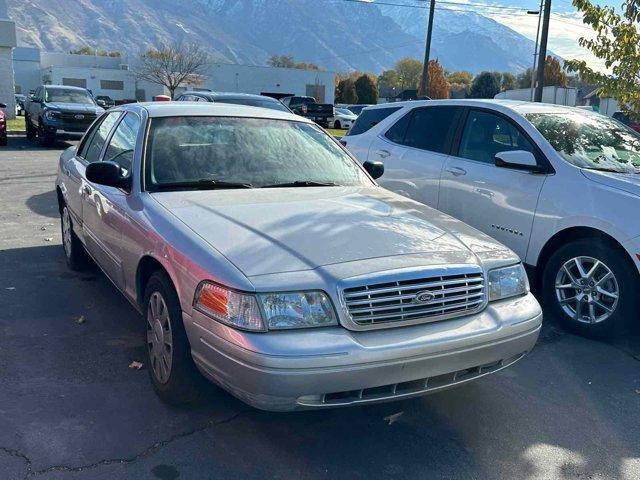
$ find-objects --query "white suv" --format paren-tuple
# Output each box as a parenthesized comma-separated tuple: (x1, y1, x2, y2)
(344, 99, 640, 337)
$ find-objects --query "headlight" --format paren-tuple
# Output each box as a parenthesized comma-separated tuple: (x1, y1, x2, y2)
(44, 110, 60, 120)
(194, 282, 264, 331)
(488, 263, 529, 302)
(258, 291, 337, 330)
(194, 282, 338, 331)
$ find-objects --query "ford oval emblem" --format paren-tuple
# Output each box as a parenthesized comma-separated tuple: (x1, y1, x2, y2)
(413, 290, 435, 304)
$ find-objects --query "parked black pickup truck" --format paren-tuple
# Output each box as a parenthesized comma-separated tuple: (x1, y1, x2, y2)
(280, 96, 334, 128)
(25, 85, 104, 146)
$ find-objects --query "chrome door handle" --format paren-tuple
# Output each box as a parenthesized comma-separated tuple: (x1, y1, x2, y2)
(445, 166, 467, 176)
(83, 185, 92, 196)
(375, 149, 391, 158)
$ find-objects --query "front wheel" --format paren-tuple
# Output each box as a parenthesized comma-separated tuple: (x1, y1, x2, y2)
(333, 120, 341, 130)
(542, 238, 637, 338)
(144, 271, 202, 405)
(37, 122, 55, 147)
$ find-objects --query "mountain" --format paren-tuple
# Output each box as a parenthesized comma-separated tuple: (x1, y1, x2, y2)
(2, 0, 543, 73)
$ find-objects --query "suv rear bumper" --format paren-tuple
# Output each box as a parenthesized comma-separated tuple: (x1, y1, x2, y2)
(184, 292, 542, 411)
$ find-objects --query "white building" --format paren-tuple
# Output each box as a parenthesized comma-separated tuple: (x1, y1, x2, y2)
(11, 46, 335, 104)
(494, 86, 578, 106)
(178, 63, 335, 103)
(0, 18, 17, 120)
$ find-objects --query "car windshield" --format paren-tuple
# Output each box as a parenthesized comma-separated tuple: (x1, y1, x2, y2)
(216, 98, 290, 112)
(145, 116, 371, 190)
(336, 108, 354, 115)
(526, 111, 640, 174)
(45, 88, 95, 105)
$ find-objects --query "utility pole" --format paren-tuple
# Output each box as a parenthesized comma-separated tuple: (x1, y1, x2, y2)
(534, 0, 552, 102)
(417, 0, 436, 99)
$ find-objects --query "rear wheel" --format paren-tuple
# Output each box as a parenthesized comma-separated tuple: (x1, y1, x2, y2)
(334, 120, 341, 130)
(144, 271, 202, 405)
(61, 204, 91, 270)
(25, 115, 36, 140)
(542, 238, 637, 338)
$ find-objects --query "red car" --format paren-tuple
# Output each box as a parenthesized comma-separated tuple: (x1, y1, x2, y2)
(612, 111, 640, 133)
(0, 102, 7, 146)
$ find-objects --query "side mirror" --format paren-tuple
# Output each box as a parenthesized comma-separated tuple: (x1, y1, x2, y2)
(96, 99, 106, 107)
(86, 161, 130, 189)
(494, 150, 544, 173)
(363, 160, 384, 180)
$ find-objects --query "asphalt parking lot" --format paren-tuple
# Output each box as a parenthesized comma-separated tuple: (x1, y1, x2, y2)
(0, 136, 639, 480)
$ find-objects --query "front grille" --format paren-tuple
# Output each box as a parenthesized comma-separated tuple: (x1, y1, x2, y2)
(342, 270, 485, 326)
(58, 112, 96, 129)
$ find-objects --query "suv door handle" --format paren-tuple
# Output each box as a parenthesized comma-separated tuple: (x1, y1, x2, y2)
(83, 185, 92, 196)
(445, 166, 467, 176)
(374, 149, 391, 158)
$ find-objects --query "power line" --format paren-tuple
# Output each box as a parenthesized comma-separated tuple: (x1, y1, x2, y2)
(335, 0, 539, 14)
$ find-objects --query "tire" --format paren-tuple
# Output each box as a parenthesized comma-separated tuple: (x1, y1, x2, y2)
(143, 271, 202, 405)
(25, 115, 36, 140)
(334, 120, 341, 130)
(37, 122, 55, 147)
(0, 135, 6, 147)
(542, 238, 638, 338)
(60, 204, 92, 271)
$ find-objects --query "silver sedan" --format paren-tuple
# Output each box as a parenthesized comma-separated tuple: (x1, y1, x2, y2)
(55, 102, 542, 411)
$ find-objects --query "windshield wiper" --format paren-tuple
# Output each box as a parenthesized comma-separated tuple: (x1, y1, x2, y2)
(153, 179, 254, 191)
(261, 180, 339, 188)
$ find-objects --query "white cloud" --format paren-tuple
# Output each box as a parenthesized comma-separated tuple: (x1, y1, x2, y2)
(489, 10, 608, 72)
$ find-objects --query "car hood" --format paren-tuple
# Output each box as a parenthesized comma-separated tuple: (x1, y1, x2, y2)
(151, 186, 511, 277)
(581, 169, 640, 196)
(45, 103, 103, 114)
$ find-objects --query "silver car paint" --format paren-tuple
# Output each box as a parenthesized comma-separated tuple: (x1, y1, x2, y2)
(56, 102, 542, 411)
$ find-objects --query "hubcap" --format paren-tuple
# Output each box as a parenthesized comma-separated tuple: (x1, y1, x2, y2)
(555, 256, 619, 324)
(62, 207, 72, 259)
(147, 292, 173, 384)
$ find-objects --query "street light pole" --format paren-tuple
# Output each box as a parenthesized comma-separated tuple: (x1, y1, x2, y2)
(529, 1, 543, 101)
(418, 0, 436, 99)
(534, 0, 552, 102)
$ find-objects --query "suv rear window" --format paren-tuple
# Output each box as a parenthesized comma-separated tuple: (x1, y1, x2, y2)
(346, 107, 402, 136)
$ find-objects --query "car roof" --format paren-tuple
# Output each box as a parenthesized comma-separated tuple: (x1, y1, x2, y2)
(132, 101, 310, 121)
(44, 85, 87, 91)
(361, 99, 592, 116)
(182, 91, 280, 102)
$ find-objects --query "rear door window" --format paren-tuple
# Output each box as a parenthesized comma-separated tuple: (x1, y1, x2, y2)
(347, 106, 401, 136)
(400, 106, 462, 153)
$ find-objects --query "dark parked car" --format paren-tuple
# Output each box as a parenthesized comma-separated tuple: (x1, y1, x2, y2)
(25, 85, 104, 146)
(346, 104, 374, 116)
(95, 95, 116, 108)
(612, 111, 640, 133)
(175, 91, 292, 113)
(280, 96, 334, 127)
(0, 102, 7, 146)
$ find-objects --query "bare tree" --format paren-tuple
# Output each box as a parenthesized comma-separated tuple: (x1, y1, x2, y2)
(135, 43, 210, 99)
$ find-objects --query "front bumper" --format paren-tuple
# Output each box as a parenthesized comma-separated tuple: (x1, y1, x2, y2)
(185, 292, 542, 411)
